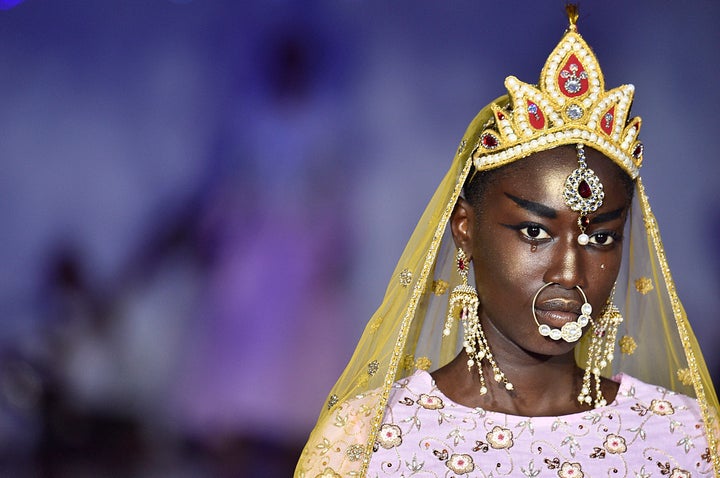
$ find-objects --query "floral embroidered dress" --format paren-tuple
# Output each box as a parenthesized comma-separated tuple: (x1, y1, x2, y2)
(366, 370, 713, 477)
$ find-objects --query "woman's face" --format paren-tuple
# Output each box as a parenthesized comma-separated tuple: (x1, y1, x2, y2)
(456, 145, 631, 357)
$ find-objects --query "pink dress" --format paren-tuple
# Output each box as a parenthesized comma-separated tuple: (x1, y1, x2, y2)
(367, 370, 714, 477)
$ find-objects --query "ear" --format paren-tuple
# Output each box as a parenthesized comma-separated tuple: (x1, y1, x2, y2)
(450, 197, 475, 255)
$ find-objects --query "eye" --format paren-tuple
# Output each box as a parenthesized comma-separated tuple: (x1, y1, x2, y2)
(519, 224, 551, 240)
(588, 232, 618, 245)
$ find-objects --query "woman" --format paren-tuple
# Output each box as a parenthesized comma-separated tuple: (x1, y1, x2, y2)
(296, 7, 719, 477)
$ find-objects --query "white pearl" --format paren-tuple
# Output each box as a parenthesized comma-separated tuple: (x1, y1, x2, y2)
(578, 233, 589, 245)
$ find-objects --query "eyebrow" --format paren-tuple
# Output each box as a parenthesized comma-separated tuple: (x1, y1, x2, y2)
(589, 207, 625, 224)
(505, 193, 626, 224)
(505, 193, 557, 219)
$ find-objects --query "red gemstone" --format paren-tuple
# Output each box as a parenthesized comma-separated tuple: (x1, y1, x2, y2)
(527, 101, 545, 130)
(458, 259, 465, 271)
(556, 54, 589, 98)
(601, 106, 615, 135)
(632, 142, 644, 159)
(580, 216, 590, 227)
(481, 133, 499, 149)
(497, 111, 505, 120)
(578, 180, 592, 198)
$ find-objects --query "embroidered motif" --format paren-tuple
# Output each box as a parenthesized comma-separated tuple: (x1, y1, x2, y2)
(446, 453, 475, 474)
(367, 360, 379, 376)
(603, 434, 627, 454)
(544, 457, 561, 469)
(414, 356, 431, 371)
(327, 394, 338, 410)
(677, 368, 693, 386)
(377, 424, 403, 449)
(399, 269, 413, 287)
(368, 316, 383, 332)
(417, 394, 444, 410)
(401, 354, 415, 371)
(457, 139, 467, 155)
(487, 426, 514, 449)
(649, 399, 675, 416)
(433, 448, 449, 461)
(315, 467, 341, 478)
(589, 446, 606, 459)
(635, 277, 653, 295)
(619, 335, 637, 355)
(432, 279, 449, 295)
(346, 444, 365, 462)
(473, 440, 489, 453)
(558, 461, 584, 478)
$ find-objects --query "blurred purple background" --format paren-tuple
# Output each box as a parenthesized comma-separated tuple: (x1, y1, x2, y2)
(1, 1, 718, 476)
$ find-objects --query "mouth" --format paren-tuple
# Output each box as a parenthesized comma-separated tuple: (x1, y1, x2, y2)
(534, 298, 583, 328)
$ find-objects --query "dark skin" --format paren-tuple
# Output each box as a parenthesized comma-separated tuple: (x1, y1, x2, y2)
(432, 145, 630, 417)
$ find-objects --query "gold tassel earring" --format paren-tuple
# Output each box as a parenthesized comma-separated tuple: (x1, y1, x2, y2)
(446, 249, 513, 394)
(578, 290, 623, 408)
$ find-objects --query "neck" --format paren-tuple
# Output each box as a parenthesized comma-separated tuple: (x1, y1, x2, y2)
(432, 349, 587, 416)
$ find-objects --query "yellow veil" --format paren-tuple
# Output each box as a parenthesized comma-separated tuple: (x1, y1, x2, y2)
(296, 9, 719, 478)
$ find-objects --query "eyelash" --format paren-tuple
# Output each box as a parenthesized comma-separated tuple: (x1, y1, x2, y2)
(506, 222, 622, 247)
(587, 231, 622, 246)
(509, 222, 552, 242)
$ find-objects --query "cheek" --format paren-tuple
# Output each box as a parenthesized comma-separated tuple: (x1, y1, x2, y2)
(472, 231, 545, 295)
(586, 250, 623, 307)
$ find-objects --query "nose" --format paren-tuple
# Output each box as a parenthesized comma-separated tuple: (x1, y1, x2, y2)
(543, 234, 586, 290)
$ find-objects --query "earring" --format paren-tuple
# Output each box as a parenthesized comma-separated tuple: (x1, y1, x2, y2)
(446, 249, 514, 394)
(577, 290, 623, 408)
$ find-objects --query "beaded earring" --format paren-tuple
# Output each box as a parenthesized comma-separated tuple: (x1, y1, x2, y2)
(445, 249, 514, 394)
(578, 292, 623, 408)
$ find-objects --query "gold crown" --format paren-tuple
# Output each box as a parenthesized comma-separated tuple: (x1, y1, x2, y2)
(473, 8, 643, 179)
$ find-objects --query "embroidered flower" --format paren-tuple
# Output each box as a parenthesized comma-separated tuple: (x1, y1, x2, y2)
(401, 354, 415, 371)
(346, 444, 365, 462)
(417, 393, 444, 410)
(649, 399, 674, 416)
(619, 335, 637, 355)
(432, 279, 449, 295)
(558, 461, 584, 478)
(446, 453, 475, 474)
(603, 433, 627, 454)
(415, 356, 432, 371)
(315, 467, 341, 478)
(669, 468, 691, 478)
(486, 426, 514, 449)
(367, 360, 379, 376)
(676, 368, 693, 386)
(399, 269, 413, 287)
(634, 277, 653, 295)
(377, 424, 402, 449)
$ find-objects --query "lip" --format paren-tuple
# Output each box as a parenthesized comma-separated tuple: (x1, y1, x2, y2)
(534, 298, 582, 327)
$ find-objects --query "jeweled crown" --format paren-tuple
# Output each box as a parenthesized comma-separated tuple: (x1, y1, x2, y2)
(473, 6, 643, 179)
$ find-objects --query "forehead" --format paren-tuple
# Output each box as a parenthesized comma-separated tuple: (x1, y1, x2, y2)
(485, 145, 630, 206)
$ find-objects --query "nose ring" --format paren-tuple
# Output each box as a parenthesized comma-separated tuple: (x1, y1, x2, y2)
(532, 282, 593, 343)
